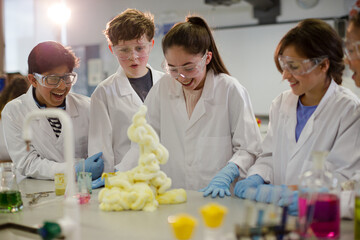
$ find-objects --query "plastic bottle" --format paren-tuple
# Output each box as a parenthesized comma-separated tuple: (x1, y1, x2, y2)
(200, 203, 228, 240)
(298, 151, 340, 239)
(168, 213, 197, 240)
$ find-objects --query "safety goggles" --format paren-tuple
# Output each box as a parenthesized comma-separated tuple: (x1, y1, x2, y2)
(344, 40, 360, 60)
(278, 55, 327, 76)
(162, 50, 208, 79)
(33, 72, 77, 88)
(112, 42, 152, 61)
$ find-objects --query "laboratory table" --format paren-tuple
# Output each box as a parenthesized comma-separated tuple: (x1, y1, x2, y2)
(0, 179, 354, 239)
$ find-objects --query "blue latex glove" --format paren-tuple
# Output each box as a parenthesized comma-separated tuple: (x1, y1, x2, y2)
(92, 177, 105, 189)
(199, 162, 239, 198)
(234, 174, 264, 199)
(75, 152, 104, 180)
(255, 184, 288, 203)
(92, 169, 119, 189)
(279, 190, 298, 216)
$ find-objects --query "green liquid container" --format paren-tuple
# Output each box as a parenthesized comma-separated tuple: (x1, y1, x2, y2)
(0, 162, 23, 213)
(0, 190, 23, 213)
(355, 196, 360, 239)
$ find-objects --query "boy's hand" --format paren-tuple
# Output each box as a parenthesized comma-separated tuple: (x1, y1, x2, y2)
(75, 152, 104, 180)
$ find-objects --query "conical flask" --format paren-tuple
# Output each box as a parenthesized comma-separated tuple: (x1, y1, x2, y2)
(0, 162, 23, 213)
(298, 151, 340, 239)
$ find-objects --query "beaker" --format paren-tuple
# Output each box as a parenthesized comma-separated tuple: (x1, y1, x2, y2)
(54, 173, 66, 196)
(77, 172, 91, 204)
(0, 162, 23, 213)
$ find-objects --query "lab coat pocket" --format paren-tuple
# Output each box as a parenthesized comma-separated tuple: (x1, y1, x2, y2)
(196, 136, 232, 177)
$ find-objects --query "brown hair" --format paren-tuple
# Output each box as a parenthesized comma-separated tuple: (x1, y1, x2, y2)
(0, 77, 29, 118)
(104, 8, 155, 45)
(349, 12, 360, 28)
(28, 41, 79, 74)
(274, 19, 344, 84)
(162, 15, 229, 75)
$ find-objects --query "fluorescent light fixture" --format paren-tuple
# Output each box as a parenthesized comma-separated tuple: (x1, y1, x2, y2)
(47, 3, 71, 25)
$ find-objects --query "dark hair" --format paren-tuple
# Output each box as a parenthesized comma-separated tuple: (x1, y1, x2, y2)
(162, 15, 229, 75)
(274, 19, 344, 84)
(28, 41, 79, 74)
(104, 8, 155, 45)
(0, 77, 29, 118)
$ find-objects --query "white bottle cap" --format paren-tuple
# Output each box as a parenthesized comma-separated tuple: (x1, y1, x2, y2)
(312, 151, 328, 170)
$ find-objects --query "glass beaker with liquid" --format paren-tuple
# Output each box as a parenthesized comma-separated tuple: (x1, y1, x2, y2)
(298, 151, 340, 239)
(77, 172, 91, 204)
(54, 173, 66, 196)
(0, 162, 23, 213)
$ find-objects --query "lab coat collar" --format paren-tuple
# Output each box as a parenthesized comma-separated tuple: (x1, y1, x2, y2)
(115, 64, 157, 106)
(27, 85, 79, 118)
(312, 79, 337, 117)
(25, 86, 41, 111)
(288, 79, 337, 160)
(115, 66, 133, 96)
(24, 86, 63, 141)
(167, 70, 216, 131)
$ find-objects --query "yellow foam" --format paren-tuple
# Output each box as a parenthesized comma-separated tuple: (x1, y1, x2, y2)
(98, 105, 186, 212)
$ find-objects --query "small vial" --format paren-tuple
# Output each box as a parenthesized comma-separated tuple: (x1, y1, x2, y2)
(54, 173, 66, 196)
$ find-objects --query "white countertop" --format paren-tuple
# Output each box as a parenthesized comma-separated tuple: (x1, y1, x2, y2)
(0, 178, 354, 239)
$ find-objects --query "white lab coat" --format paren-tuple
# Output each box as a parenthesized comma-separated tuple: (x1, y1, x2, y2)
(2, 86, 90, 180)
(88, 65, 163, 172)
(247, 80, 360, 219)
(0, 119, 10, 160)
(248, 80, 360, 185)
(118, 70, 263, 190)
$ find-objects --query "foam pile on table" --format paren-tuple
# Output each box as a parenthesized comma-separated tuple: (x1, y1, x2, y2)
(98, 105, 187, 212)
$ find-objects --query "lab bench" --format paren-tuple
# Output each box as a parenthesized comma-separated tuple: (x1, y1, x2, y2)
(0, 178, 354, 239)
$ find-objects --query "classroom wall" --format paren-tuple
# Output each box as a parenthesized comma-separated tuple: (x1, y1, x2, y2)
(4, 0, 352, 114)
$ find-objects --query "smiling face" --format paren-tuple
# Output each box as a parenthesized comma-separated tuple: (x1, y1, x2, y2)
(111, 35, 153, 78)
(281, 45, 330, 105)
(346, 21, 360, 87)
(28, 64, 71, 108)
(164, 45, 211, 91)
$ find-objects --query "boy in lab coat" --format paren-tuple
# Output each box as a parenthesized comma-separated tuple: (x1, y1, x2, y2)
(88, 9, 163, 188)
(2, 41, 104, 180)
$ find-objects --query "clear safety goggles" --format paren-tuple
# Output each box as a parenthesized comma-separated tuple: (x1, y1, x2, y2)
(162, 50, 208, 79)
(344, 40, 360, 60)
(278, 55, 328, 76)
(112, 42, 152, 61)
(33, 72, 77, 88)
